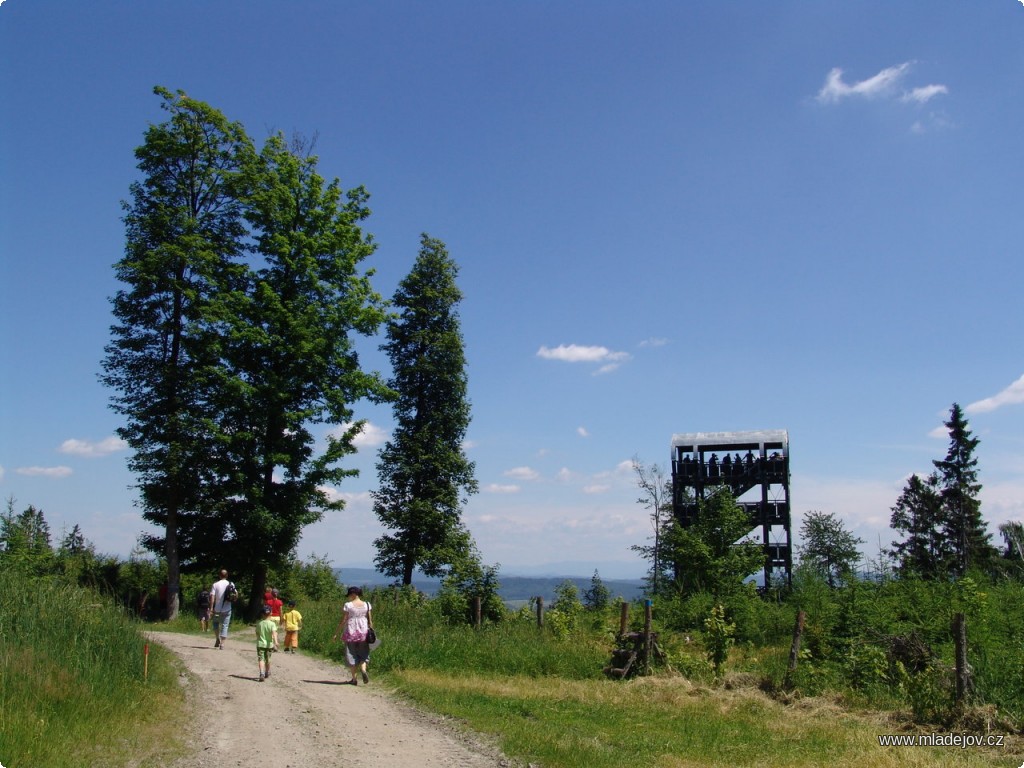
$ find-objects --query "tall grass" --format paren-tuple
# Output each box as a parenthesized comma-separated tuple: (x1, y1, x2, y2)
(0, 569, 186, 767)
(297, 587, 608, 679)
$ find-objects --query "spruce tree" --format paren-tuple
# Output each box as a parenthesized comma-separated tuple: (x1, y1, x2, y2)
(889, 472, 947, 578)
(101, 87, 252, 619)
(934, 403, 995, 576)
(373, 235, 478, 585)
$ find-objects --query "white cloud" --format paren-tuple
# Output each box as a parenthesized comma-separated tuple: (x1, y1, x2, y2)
(0, 465, 4, 482)
(816, 62, 948, 112)
(966, 374, 1024, 415)
(537, 343, 631, 367)
(59, 436, 127, 458)
(485, 483, 520, 494)
(817, 63, 911, 103)
(577, 426, 590, 438)
(16, 466, 73, 478)
(342, 421, 389, 449)
(902, 84, 948, 104)
(504, 466, 539, 481)
(583, 484, 611, 495)
(928, 425, 948, 439)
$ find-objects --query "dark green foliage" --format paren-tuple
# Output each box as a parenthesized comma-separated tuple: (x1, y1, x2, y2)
(289, 554, 346, 602)
(198, 133, 389, 617)
(890, 404, 997, 581)
(934, 403, 996, 576)
(798, 510, 864, 587)
(103, 89, 388, 616)
(433, 549, 505, 626)
(0, 498, 54, 575)
(583, 569, 611, 611)
(101, 87, 253, 618)
(373, 235, 478, 584)
(890, 472, 948, 578)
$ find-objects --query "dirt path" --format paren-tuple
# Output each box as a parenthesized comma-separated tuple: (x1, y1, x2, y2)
(148, 631, 515, 768)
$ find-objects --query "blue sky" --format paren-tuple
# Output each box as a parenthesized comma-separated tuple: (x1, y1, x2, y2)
(3, 2, 1024, 579)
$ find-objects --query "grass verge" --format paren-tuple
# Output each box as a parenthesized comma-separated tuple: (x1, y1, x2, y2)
(0, 570, 190, 768)
(387, 669, 1015, 767)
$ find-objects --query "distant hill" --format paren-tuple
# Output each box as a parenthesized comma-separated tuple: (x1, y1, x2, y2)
(335, 567, 646, 606)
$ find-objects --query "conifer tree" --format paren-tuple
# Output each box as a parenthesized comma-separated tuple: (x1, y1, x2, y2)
(934, 403, 995, 576)
(101, 87, 252, 619)
(889, 472, 947, 578)
(373, 235, 478, 585)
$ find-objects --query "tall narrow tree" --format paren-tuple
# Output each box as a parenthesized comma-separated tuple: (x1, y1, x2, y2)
(373, 235, 478, 585)
(934, 403, 995, 576)
(101, 87, 252, 619)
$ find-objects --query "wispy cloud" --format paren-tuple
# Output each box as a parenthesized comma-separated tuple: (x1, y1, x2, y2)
(577, 426, 590, 438)
(639, 337, 669, 348)
(816, 62, 948, 109)
(0, 465, 5, 482)
(965, 374, 1024, 415)
(582, 484, 611, 495)
(16, 466, 73, 478)
(59, 436, 127, 458)
(902, 84, 948, 104)
(537, 344, 631, 374)
(504, 466, 540, 481)
(817, 63, 912, 103)
(485, 483, 520, 494)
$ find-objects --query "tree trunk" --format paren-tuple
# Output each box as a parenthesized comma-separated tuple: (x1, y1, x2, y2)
(248, 563, 268, 622)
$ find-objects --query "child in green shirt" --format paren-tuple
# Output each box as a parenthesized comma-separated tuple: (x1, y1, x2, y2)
(256, 605, 279, 681)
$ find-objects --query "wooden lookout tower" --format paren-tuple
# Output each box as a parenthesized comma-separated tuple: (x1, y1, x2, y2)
(671, 429, 792, 589)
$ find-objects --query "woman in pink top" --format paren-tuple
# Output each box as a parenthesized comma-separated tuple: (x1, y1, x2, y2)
(332, 586, 373, 685)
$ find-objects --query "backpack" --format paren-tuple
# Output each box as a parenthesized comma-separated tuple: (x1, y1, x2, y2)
(224, 582, 239, 603)
(197, 589, 210, 608)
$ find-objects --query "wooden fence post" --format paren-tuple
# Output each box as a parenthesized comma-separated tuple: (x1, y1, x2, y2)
(535, 596, 544, 628)
(642, 600, 653, 671)
(784, 610, 806, 689)
(618, 601, 629, 637)
(473, 596, 482, 629)
(953, 612, 969, 705)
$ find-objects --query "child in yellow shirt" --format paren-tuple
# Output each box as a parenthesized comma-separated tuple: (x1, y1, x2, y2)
(282, 600, 303, 653)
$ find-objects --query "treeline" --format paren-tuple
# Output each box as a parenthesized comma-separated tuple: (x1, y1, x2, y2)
(0, 496, 347, 617)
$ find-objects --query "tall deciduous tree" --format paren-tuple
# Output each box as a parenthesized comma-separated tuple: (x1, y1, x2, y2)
(629, 458, 675, 596)
(101, 87, 252, 620)
(934, 403, 995, 576)
(373, 235, 478, 585)
(797, 510, 864, 587)
(206, 134, 390, 616)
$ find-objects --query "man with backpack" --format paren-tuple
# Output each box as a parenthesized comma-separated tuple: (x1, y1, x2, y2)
(210, 569, 237, 649)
